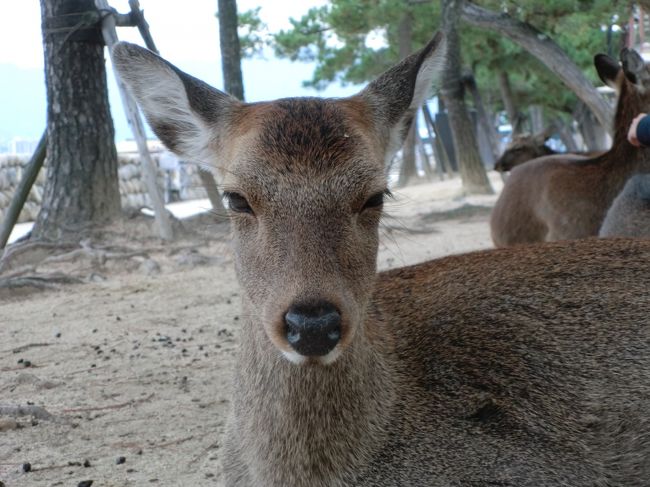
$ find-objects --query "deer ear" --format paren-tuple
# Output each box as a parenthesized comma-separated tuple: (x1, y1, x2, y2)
(112, 42, 240, 164)
(621, 48, 650, 86)
(359, 32, 446, 164)
(594, 53, 621, 89)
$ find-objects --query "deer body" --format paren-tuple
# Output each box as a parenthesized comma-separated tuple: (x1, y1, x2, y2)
(491, 50, 650, 246)
(112, 35, 650, 486)
(600, 173, 650, 238)
(224, 240, 650, 486)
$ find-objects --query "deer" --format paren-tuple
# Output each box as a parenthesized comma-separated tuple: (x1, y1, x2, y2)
(113, 34, 650, 486)
(493, 130, 557, 172)
(599, 172, 650, 238)
(490, 48, 650, 246)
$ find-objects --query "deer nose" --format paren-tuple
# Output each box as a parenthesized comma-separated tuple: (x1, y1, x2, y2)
(284, 301, 342, 357)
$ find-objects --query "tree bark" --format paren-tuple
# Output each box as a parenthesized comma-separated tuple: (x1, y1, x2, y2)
(34, 0, 121, 241)
(218, 0, 245, 100)
(529, 105, 544, 134)
(498, 71, 525, 135)
(551, 117, 579, 152)
(440, 0, 493, 195)
(573, 101, 609, 151)
(397, 124, 419, 186)
(422, 104, 448, 179)
(461, 1, 614, 135)
(463, 70, 500, 160)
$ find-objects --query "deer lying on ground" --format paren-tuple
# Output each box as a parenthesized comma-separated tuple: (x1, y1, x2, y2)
(493, 131, 602, 173)
(599, 173, 650, 237)
(113, 35, 650, 486)
(491, 48, 650, 246)
(493, 130, 557, 172)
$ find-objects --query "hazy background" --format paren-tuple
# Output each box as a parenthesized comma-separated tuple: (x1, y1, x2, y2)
(0, 1, 360, 149)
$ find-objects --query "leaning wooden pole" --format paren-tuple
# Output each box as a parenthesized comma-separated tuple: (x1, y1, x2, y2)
(0, 131, 47, 250)
(96, 0, 173, 240)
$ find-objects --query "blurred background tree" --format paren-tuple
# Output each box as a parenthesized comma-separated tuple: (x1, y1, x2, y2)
(242, 0, 631, 190)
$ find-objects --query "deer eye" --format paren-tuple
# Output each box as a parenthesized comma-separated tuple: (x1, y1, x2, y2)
(361, 190, 388, 211)
(224, 192, 253, 214)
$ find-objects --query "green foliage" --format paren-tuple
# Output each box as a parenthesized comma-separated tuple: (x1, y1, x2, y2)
(265, 0, 630, 121)
(237, 7, 268, 58)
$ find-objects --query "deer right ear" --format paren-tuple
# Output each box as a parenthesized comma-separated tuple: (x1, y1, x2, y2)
(594, 53, 621, 89)
(112, 42, 240, 165)
(359, 32, 446, 165)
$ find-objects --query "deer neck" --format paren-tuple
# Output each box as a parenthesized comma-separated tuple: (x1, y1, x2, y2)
(231, 299, 397, 485)
(602, 141, 650, 202)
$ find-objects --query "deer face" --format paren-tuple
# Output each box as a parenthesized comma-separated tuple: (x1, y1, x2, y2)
(112, 33, 446, 365)
(219, 98, 388, 364)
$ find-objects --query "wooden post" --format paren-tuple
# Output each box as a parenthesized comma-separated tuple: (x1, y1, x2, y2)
(128, 0, 158, 53)
(197, 168, 226, 212)
(96, 0, 173, 240)
(0, 131, 47, 249)
(423, 105, 452, 178)
(421, 107, 443, 181)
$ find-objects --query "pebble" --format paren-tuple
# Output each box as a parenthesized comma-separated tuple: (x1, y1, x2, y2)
(83, 459, 91, 468)
(116, 456, 126, 465)
(78, 481, 94, 487)
(22, 462, 31, 472)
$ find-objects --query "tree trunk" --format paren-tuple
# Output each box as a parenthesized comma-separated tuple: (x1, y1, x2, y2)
(463, 70, 500, 160)
(218, 0, 244, 100)
(461, 1, 614, 135)
(440, 0, 493, 195)
(573, 101, 609, 151)
(551, 118, 580, 152)
(498, 71, 525, 136)
(529, 105, 544, 134)
(422, 105, 448, 180)
(397, 124, 418, 186)
(396, 7, 418, 186)
(34, 0, 121, 241)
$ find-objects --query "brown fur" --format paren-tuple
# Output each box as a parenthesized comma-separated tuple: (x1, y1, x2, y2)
(113, 36, 650, 486)
(494, 131, 557, 172)
(491, 49, 650, 246)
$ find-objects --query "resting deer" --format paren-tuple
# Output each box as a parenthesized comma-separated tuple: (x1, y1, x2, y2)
(599, 173, 650, 238)
(493, 130, 557, 172)
(491, 48, 650, 246)
(113, 35, 650, 486)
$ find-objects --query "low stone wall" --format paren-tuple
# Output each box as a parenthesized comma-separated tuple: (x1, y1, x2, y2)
(0, 154, 209, 223)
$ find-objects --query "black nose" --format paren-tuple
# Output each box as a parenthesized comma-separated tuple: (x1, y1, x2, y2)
(284, 301, 341, 357)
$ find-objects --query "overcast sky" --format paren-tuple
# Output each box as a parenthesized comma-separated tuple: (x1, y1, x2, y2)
(0, 1, 361, 142)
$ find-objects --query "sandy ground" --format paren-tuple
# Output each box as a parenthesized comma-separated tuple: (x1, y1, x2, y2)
(0, 174, 502, 487)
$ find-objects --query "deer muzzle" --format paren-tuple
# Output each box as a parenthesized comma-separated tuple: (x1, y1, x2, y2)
(284, 301, 342, 357)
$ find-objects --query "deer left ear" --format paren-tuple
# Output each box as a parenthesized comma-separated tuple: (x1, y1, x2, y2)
(112, 42, 241, 165)
(594, 53, 621, 89)
(358, 32, 446, 164)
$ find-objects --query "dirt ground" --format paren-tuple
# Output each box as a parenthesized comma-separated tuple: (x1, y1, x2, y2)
(0, 174, 502, 487)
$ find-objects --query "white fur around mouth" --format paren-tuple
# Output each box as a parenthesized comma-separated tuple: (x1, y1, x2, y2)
(281, 347, 342, 366)
(281, 350, 308, 365)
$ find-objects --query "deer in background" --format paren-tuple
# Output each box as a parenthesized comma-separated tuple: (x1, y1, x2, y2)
(599, 173, 650, 237)
(493, 129, 557, 172)
(491, 48, 650, 246)
(114, 35, 650, 486)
